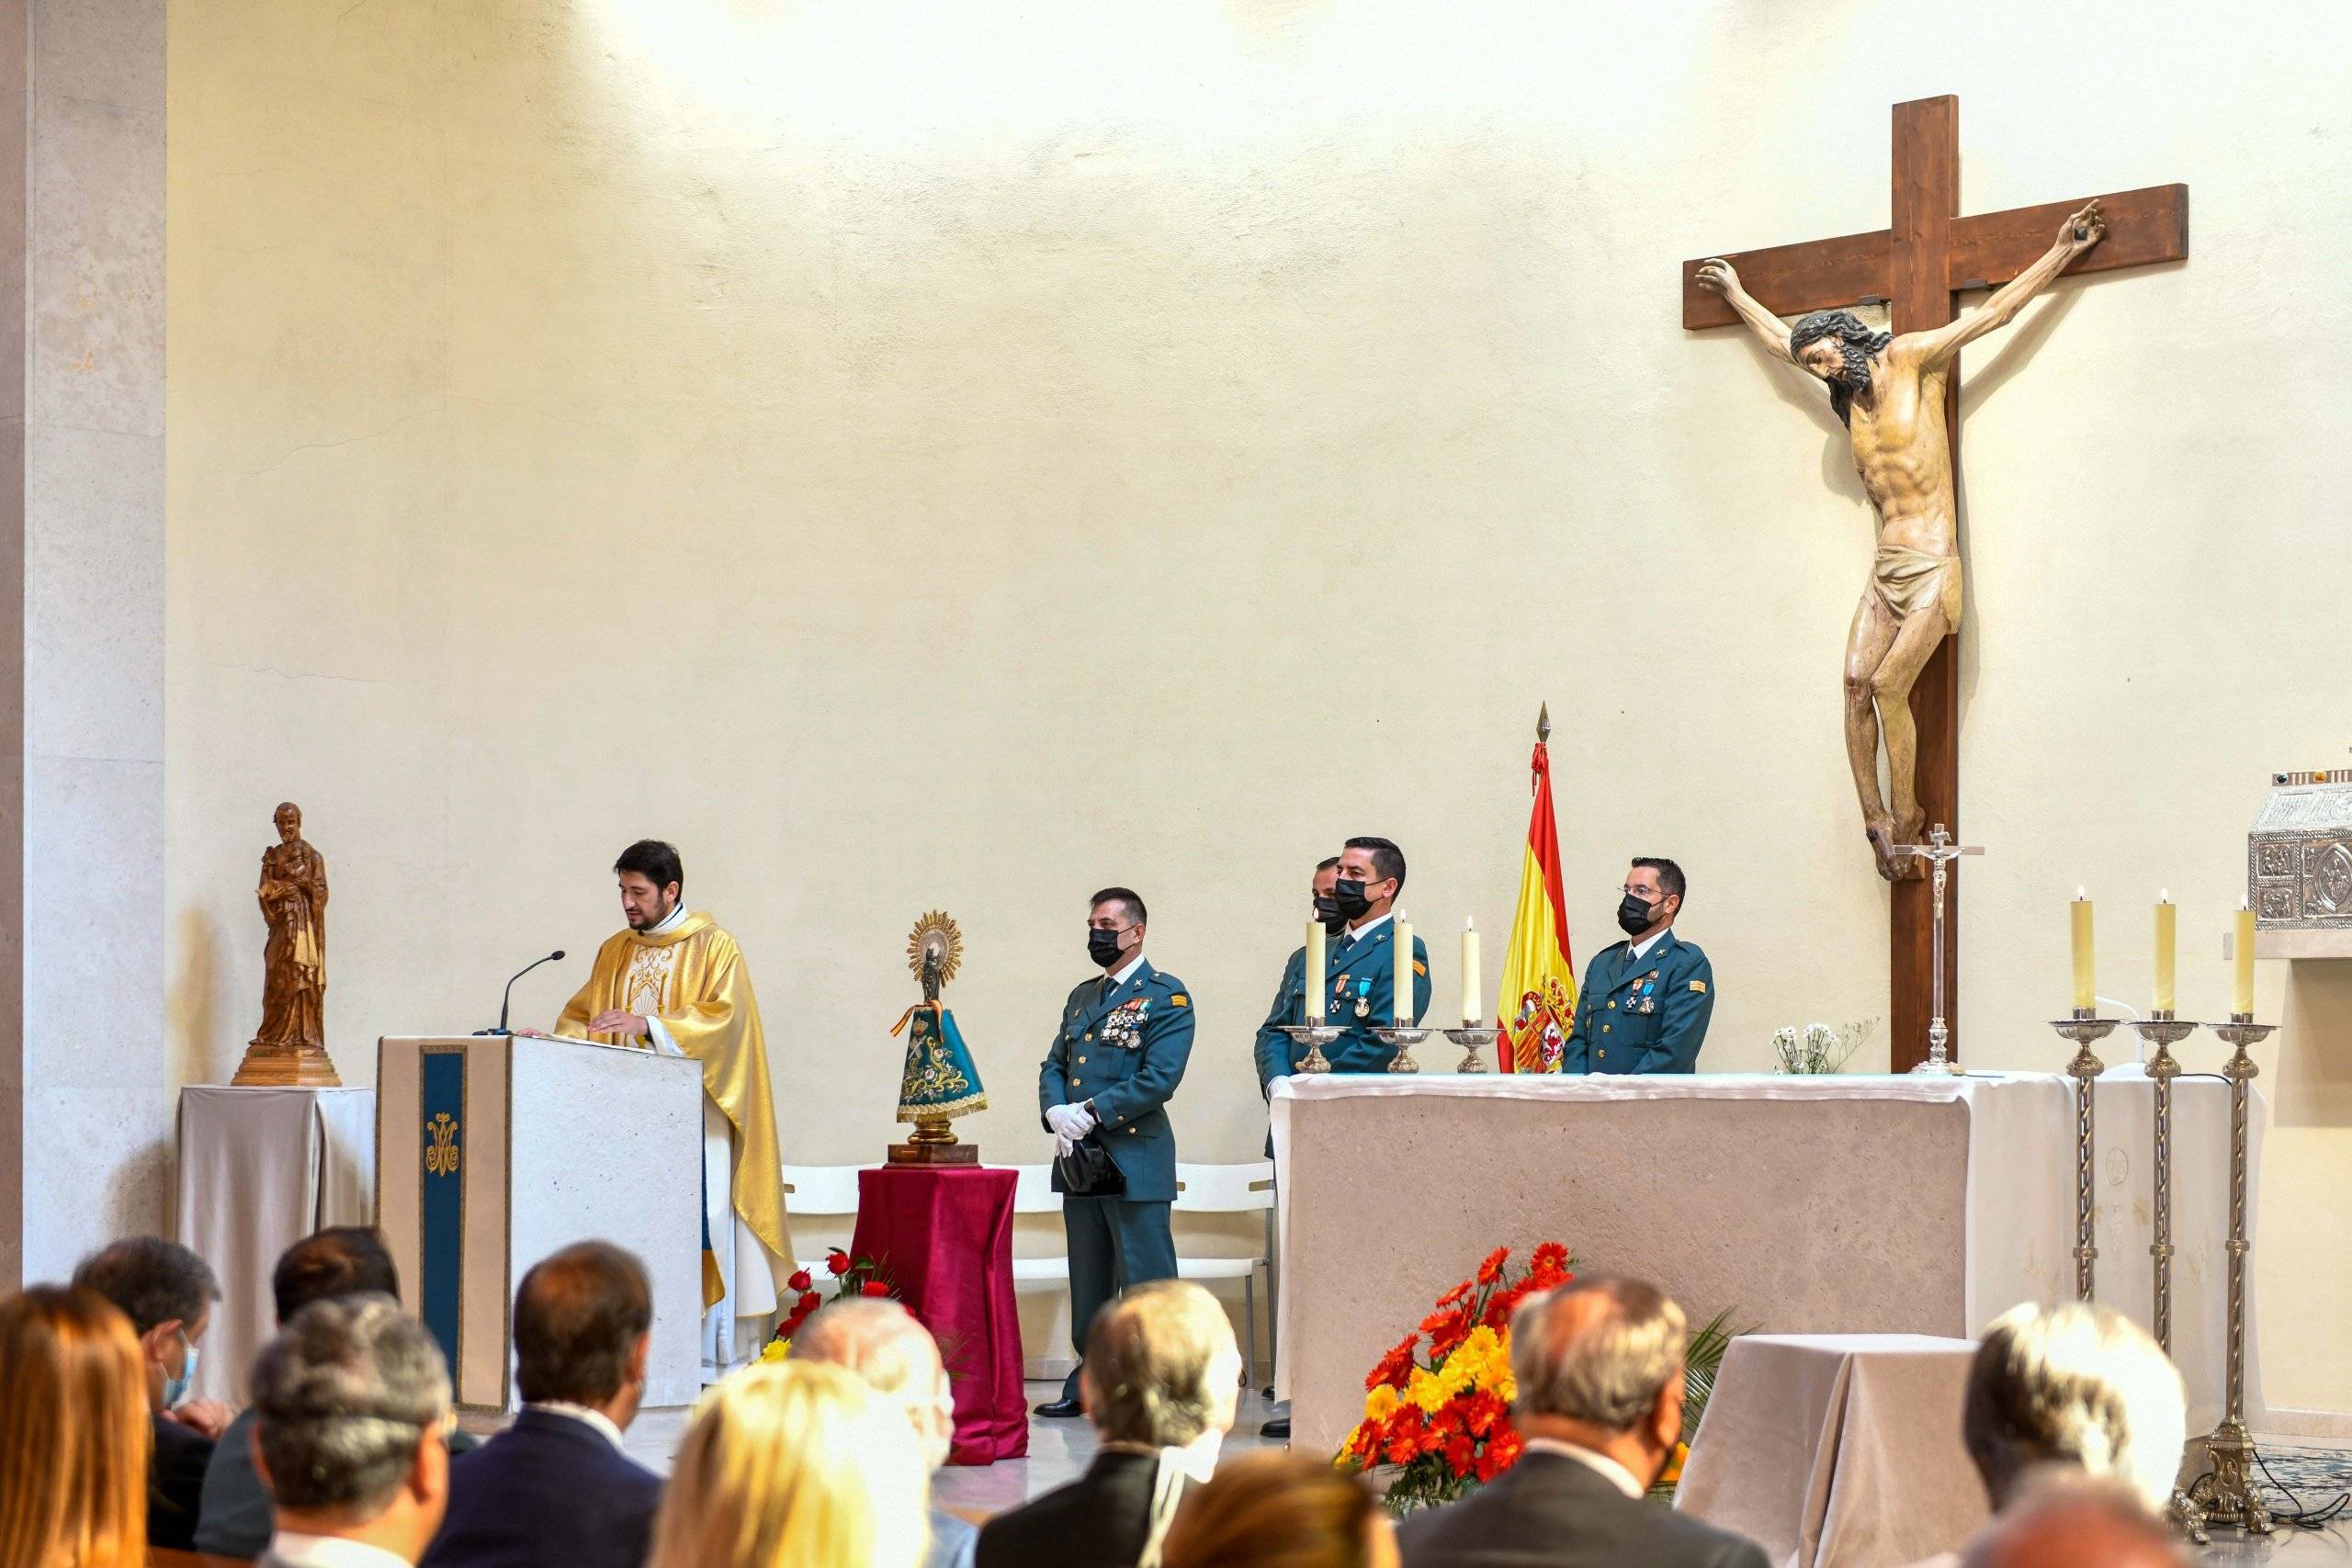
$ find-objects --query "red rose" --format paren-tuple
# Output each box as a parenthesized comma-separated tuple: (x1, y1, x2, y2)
(797, 1291, 822, 1316)
(825, 1249, 851, 1277)
(860, 1280, 890, 1297)
(787, 1269, 813, 1293)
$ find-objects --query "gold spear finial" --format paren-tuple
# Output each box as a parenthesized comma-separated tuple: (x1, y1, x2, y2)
(1536, 703, 1551, 743)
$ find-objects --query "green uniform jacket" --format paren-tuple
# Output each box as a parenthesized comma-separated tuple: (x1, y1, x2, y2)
(1039, 959, 1194, 1201)
(1562, 927, 1714, 1075)
(1253, 942, 1312, 1097)
(1317, 919, 1433, 1075)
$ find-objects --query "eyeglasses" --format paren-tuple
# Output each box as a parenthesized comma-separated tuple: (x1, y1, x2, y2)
(1619, 887, 1661, 901)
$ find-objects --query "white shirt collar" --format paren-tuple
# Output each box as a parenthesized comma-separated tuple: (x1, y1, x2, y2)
(266, 1533, 420, 1568)
(527, 1401, 627, 1451)
(646, 902, 689, 936)
(1523, 1438, 1646, 1499)
(1342, 912, 1392, 945)
(1627, 926, 1669, 964)
(1106, 952, 1148, 989)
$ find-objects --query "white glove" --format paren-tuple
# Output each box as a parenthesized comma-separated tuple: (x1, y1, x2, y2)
(1053, 1131, 1076, 1158)
(1044, 1103, 1088, 1139)
(1066, 1102, 1098, 1138)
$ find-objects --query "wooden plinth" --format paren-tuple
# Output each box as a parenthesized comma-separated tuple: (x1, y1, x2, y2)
(231, 1043, 344, 1088)
(888, 1141, 978, 1167)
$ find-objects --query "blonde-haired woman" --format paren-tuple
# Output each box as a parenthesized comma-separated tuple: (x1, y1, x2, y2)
(650, 1359, 931, 1568)
(0, 1286, 153, 1568)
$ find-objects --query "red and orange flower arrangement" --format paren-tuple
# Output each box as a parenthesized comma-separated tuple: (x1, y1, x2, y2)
(1334, 1241, 1574, 1514)
(760, 1247, 897, 1363)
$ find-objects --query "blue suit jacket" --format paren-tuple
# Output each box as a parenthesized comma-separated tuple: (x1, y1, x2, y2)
(1317, 919, 1432, 1074)
(1040, 958, 1195, 1201)
(1561, 927, 1715, 1074)
(419, 1407, 662, 1568)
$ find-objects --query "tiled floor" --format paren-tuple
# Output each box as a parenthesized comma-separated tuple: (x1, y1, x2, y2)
(612, 1391, 2351, 1562)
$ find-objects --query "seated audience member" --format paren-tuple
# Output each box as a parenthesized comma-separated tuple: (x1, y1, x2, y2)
(648, 1359, 929, 1568)
(422, 1241, 663, 1568)
(790, 1297, 976, 1568)
(977, 1280, 1243, 1568)
(1960, 1479, 2190, 1568)
(72, 1235, 227, 1550)
(1160, 1451, 1399, 1568)
(1962, 1302, 2188, 1516)
(200, 1224, 413, 1559)
(0, 1285, 152, 1568)
(1398, 1276, 1768, 1568)
(251, 1295, 452, 1568)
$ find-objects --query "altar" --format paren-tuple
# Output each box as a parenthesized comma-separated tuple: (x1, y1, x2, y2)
(1271, 1070, 2264, 1456)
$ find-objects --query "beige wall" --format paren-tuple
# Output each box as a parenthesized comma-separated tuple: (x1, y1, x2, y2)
(165, 1, 2352, 1408)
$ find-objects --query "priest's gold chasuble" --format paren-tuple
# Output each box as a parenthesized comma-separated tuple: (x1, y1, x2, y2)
(556, 911, 793, 1308)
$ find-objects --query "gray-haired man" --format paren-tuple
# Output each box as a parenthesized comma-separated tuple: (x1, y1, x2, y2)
(251, 1295, 452, 1568)
(792, 1297, 975, 1568)
(1398, 1276, 1766, 1568)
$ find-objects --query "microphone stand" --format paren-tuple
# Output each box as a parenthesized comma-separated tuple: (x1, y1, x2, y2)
(475, 951, 565, 1035)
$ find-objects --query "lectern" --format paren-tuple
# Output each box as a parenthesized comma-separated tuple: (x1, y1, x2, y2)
(377, 1034, 704, 1411)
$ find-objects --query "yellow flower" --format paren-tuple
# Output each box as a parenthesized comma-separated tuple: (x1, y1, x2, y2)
(1659, 1441, 1690, 1485)
(760, 1337, 791, 1365)
(1364, 1384, 1401, 1423)
(1406, 1367, 1446, 1416)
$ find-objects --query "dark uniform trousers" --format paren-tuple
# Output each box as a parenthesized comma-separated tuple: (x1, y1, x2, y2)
(1040, 957, 1196, 1403)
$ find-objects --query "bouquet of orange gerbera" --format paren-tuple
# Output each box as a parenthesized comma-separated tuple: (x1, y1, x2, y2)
(1334, 1241, 1574, 1515)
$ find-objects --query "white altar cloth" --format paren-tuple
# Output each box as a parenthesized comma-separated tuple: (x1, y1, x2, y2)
(1270, 1069, 2262, 1456)
(175, 1085, 378, 1404)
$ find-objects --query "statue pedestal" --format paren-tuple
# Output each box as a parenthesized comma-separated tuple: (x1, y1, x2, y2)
(888, 1141, 978, 1167)
(231, 1041, 343, 1087)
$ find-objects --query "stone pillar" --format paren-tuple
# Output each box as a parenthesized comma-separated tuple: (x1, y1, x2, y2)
(0, 0, 167, 1285)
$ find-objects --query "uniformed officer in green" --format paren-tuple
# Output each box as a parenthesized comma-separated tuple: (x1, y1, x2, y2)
(1253, 856, 1343, 1101)
(1318, 836, 1433, 1072)
(1563, 857, 1714, 1074)
(1035, 886, 1195, 1416)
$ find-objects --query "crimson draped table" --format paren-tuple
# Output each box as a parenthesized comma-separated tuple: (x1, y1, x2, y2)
(850, 1165, 1028, 1464)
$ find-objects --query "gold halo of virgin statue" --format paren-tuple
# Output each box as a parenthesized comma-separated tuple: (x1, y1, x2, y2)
(889, 911, 985, 1166)
(232, 801, 342, 1087)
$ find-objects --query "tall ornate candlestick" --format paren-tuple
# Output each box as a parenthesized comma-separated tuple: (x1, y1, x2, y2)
(2129, 1010, 2199, 1353)
(1891, 825, 1982, 1073)
(2180, 1011, 2275, 1540)
(1443, 1024, 1500, 1074)
(1279, 1022, 1340, 1075)
(2046, 1008, 2119, 1301)
(1374, 1025, 1431, 1075)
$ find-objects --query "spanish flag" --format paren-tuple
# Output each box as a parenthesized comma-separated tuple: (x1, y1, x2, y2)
(1497, 707, 1577, 1072)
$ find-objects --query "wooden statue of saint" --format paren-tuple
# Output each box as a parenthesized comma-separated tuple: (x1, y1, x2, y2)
(1698, 201, 2106, 880)
(232, 801, 341, 1086)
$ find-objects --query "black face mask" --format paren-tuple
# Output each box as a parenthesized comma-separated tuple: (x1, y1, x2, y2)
(1332, 878, 1375, 923)
(1088, 928, 1127, 970)
(1312, 893, 1346, 934)
(1616, 893, 1661, 937)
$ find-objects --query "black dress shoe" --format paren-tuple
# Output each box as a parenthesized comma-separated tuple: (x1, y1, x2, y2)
(1260, 1416, 1291, 1439)
(1034, 1395, 1084, 1417)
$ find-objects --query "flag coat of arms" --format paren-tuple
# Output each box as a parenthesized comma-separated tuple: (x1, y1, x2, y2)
(1498, 717, 1576, 1072)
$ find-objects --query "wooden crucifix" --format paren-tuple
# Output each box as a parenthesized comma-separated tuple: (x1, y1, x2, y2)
(1680, 96, 2187, 1070)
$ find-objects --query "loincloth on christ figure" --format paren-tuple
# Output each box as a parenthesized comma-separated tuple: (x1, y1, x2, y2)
(1866, 541, 1962, 628)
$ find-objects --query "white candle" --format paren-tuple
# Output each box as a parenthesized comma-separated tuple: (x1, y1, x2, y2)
(1304, 918, 1326, 1022)
(2233, 902, 2256, 1017)
(1394, 915, 1414, 1022)
(1461, 916, 1481, 1025)
(2153, 892, 2176, 1013)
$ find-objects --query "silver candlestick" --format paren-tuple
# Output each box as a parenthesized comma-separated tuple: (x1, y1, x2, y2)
(1279, 1022, 1340, 1075)
(1443, 1024, 1500, 1074)
(2178, 1011, 2275, 1540)
(1374, 1024, 1431, 1074)
(2046, 1008, 2119, 1302)
(2129, 1010, 2199, 1355)
(1890, 824, 1982, 1074)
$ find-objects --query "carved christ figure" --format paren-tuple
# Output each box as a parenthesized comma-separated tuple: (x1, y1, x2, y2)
(253, 801, 328, 1050)
(1698, 201, 2105, 879)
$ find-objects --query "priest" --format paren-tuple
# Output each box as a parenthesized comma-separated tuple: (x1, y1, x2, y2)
(546, 839, 794, 1377)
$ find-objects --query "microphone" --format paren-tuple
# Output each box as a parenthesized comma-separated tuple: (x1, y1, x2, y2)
(475, 951, 566, 1035)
